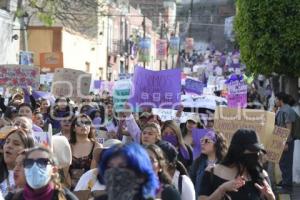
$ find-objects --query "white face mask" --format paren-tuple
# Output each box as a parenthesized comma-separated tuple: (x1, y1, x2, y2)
(233, 58, 239, 64)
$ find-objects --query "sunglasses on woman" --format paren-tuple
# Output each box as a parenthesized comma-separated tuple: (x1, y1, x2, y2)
(76, 120, 92, 126)
(201, 138, 213, 144)
(23, 158, 52, 168)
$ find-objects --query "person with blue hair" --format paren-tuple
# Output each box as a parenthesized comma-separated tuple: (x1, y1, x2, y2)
(96, 143, 159, 200)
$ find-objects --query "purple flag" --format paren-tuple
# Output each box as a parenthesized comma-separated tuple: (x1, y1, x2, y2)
(185, 79, 204, 95)
(129, 67, 181, 109)
(192, 128, 212, 159)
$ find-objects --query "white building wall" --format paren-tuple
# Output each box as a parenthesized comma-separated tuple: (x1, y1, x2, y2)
(0, 0, 20, 64)
(61, 30, 101, 80)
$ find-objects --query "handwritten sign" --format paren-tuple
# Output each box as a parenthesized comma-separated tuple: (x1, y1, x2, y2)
(152, 108, 176, 122)
(185, 79, 204, 95)
(156, 39, 167, 61)
(227, 80, 247, 108)
(51, 68, 91, 98)
(33, 132, 51, 147)
(129, 67, 181, 109)
(265, 126, 290, 163)
(214, 107, 275, 147)
(0, 65, 40, 89)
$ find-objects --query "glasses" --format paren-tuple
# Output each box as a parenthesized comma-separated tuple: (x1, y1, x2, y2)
(76, 120, 92, 126)
(23, 158, 52, 168)
(201, 138, 213, 144)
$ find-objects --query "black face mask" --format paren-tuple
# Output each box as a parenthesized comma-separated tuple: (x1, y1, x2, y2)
(241, 153, 264, 184)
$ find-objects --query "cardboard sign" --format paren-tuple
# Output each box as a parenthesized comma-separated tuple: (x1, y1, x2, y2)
(156, 39, 168, 61)
(265, 126, 290, 163)
(129, 67, 181, 109)
(214, 107, 275, 147)
(0, 65, 40, 89)
(51, 68, 91, 98)
(185, 79, 204, 95)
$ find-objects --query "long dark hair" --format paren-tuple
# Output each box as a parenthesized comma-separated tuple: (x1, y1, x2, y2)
(145, 144, 173, 185)
(69, 114, 95, 144)
(0, 129, 35, 182)
(221, 129, 264, 184)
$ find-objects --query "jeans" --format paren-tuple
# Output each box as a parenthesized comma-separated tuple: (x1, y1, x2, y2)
(279, 140, 294, 185)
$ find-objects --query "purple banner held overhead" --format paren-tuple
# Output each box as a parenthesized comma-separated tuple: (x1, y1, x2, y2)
(129, 67, 181, 109)
(185, 79, 204, 95)
(192, 128, 211, 159)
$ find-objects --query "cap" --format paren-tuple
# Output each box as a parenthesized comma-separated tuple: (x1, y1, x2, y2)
(186, 114, 200, 123)
(231, 129, 266, 153)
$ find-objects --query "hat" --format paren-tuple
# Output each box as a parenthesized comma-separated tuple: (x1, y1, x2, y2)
(140, 112, 152, 119)
(186, 114, 200, 123)
(0, 126, 17, 139)
(52, 135, 72, 168)
(230, 129, 266, 153)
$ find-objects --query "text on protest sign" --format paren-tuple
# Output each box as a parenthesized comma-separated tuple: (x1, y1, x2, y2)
(265, 126, 290, 163)
(214, 107, 275, 148)
(226, 80, 247, 108)
(113, 79, 132, 112)
(51, 68, 91, 98)
(184, 79, 204, 95)
(129, 67, 181, 109)
(0, 65, 40, 89)
(33, 132, 51, 148)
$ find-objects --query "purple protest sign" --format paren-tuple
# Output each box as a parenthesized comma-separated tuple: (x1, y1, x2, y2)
(129, 67, 181, 109)
(227, 80, 247, 108)
(185, 79, 204, 95)
(94, 80, 101, 89)
(192, 128, 212, 159)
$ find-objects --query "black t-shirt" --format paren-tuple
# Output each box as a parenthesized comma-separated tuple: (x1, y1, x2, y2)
(200, 171, 264, 200)
(161, 184, 181, 200)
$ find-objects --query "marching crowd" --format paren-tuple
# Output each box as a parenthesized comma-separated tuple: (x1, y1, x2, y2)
(0, 88, 280, 200)
(0, 49, 299, 200)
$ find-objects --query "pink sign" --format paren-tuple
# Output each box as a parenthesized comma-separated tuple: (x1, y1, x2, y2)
(227, 81, 247, 108)
(0, 65, 40, 89)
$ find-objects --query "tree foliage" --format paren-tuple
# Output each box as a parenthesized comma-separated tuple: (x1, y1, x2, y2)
(234, 0, 300, 77)
(17, 0, 107, 38)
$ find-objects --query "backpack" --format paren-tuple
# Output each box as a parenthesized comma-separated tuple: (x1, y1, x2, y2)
(178, 175, 183, 195)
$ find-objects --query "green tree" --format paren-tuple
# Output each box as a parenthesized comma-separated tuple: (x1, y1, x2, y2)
(234, 0, 300, 77)
(16, 0, 107, 38)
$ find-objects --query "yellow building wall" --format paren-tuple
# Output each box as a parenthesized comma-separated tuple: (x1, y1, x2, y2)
(27, 29, 53, 66)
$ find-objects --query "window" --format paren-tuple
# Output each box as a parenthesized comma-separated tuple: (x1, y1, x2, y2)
(0, 0, 8, 11)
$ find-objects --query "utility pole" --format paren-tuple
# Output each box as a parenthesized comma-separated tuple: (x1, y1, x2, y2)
(160, 21, 163, 71)
(188, 0, 194, 37)
(143, 15, 146, 68)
